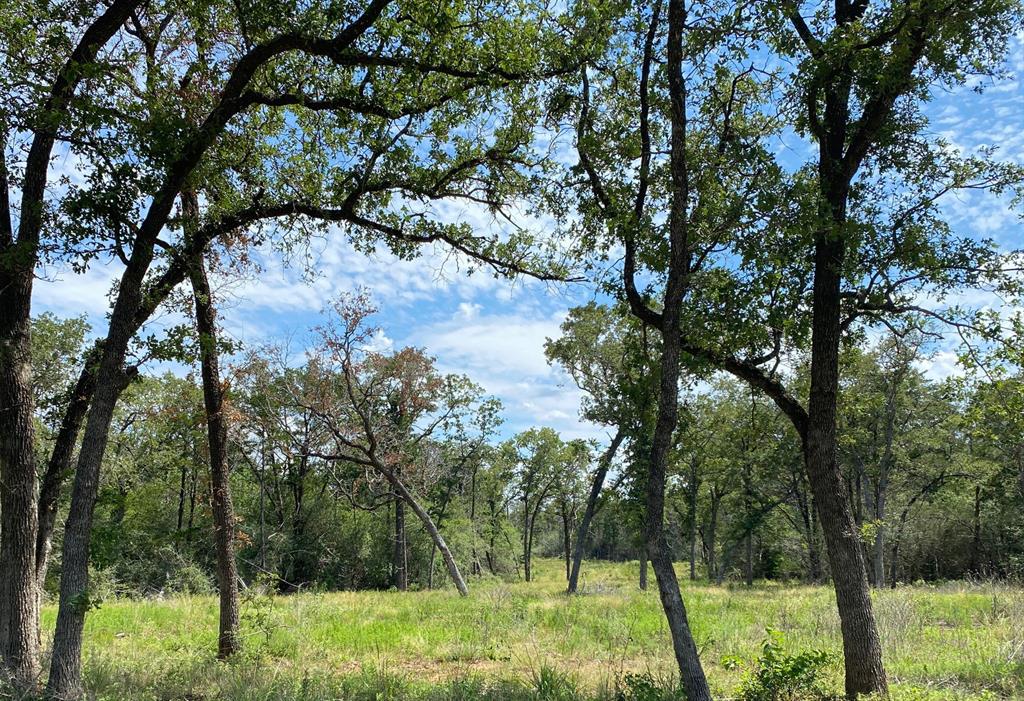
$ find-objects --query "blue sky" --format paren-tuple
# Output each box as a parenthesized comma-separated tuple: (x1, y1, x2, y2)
(32, 32, 1024, 444)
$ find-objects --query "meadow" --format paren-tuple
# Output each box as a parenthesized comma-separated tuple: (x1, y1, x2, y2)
(37, 560, 1024, 701)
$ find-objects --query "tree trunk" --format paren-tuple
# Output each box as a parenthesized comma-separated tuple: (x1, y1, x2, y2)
(384, 471, 467, 596)
(469, 466, 481, 576)
(393, 494, 408, 591)
(2, 3, 141, 686)
(522, 492, 531, 582)
(561, 506, 572, 581)
(704, 490, 720, 582)
(687, 458, 699, 581)
(636, 1, 713, 691)
(639, 544, 648, 591)
(745, 533, 754, 586)
(568, 430, 623, 594)
(35, 360, 99, 592)
(189, 243, 241, 659)
(805, 230, 886, 698)
(47, 200, 169, 699)
(0, 267, 41, 688)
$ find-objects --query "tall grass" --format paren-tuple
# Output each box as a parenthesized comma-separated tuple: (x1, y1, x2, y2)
(20, 559, 1024, 700)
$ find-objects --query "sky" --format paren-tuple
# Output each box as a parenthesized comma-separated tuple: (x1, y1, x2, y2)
(31, 32, 1024, 445)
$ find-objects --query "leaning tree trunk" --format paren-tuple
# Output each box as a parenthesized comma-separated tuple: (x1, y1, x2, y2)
(805, 231, 886, 698)
(0, 267, 41, 688)
(383, 471, 468, 596)
(188, 241, 241, 659)
(638, 0, 713, 689)
(567, 430, 624, 594)
(47, 190, 169, 699)
(35, 360, 97, 591)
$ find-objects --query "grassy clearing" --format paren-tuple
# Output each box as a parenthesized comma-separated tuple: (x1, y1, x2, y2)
(33, 559, 1024, 700)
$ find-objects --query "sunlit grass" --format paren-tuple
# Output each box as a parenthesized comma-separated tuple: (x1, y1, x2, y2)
(35, 559, 1024, 700)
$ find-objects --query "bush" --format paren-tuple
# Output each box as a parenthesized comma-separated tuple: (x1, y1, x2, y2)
(737, 629, 837, 701)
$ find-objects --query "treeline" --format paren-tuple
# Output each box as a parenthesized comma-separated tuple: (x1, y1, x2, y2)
(32, 308, 1024, 604)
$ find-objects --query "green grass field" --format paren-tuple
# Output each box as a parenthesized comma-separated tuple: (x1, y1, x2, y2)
(38, 559, 1024, 701)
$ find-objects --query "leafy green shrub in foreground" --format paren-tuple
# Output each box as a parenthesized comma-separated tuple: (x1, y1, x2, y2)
(737, 629, 836, 701)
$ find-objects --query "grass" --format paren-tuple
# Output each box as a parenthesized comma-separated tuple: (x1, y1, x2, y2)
(29, 559, 1024, 700)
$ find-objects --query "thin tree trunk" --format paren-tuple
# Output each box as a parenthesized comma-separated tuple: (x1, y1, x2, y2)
(561, 506, 572, 581)
(188, 238, 241, 659)
(384, 471, 467, 596)
(470, 466, 480, 576)
(568, 430, 624, 594)
(393, 494, 408, 591)
(635, 2, 712, 694)
(639, 543, 648, 591)
(35, 360, 98, 591)
(704, 490, 720, 582)
(687, 458, 699, 581)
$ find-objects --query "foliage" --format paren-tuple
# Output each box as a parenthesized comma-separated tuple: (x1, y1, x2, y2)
(737, 629, 836, 701)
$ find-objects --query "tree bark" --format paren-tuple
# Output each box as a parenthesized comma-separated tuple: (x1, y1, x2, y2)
(567, 430, 623, 594)
(805, 229, 886, 697)
(561, 506, 572, 581)
(687, 457, 699, 581)
(188, 239, 241, 659)
(0, 266, 41, 688)
(631, 1, 712, 696)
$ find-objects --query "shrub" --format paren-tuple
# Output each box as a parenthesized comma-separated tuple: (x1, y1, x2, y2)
(737, 628, 836, 701)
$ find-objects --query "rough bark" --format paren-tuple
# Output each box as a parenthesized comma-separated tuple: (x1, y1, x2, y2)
(0, 2, 145, 686)
(567, 430, 623, 594)
(0, 270, 40, 687)
(805, 232, 886, 698)
(188, 240, 241, 659)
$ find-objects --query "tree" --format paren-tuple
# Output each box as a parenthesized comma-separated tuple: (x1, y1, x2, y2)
(503, 427, 566, 583)
(565, 0, 782, 695)
(561, 1, 1023, 695)
(2, 0, 584, 692)
(544, 303, 656, 593)
(186, 197, 241, 657)
(296, 296, 503, 596)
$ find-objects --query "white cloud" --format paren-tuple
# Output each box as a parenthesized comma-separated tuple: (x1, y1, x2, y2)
(409, 308, 605, 441)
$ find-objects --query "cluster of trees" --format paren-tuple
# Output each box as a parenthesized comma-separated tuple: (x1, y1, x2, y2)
(2, 0, 1023, 699)
(29, 308, 603, 597)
